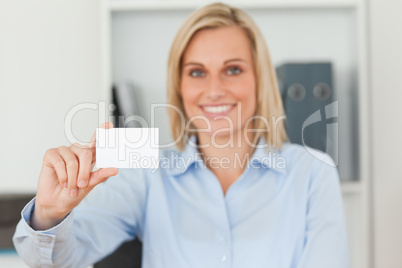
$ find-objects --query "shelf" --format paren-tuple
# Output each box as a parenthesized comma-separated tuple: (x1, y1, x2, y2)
(108, 0, 358, 11)
(105, 3, 370, 266)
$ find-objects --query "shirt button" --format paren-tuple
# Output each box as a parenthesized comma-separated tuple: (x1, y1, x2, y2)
(221, 255, 227, 262)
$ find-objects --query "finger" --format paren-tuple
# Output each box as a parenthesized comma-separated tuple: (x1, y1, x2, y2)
(70, 143, 92, 189)
(45, 149, 68, 188)
(86, 122, 113, 149)
(88, 168, 119, 188)
(79, 168, 118, 197)
(58, 146, 79, 197)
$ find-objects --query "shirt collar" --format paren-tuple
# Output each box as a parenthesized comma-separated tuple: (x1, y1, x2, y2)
(166, 135, 287, 176)
(249, 138, 288, 174)
(165, 135, 203, 176)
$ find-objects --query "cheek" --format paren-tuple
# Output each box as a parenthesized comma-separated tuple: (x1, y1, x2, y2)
(180, 80, 199, 116)
(240, 92, 257, 127)
(231, 77, 257, 115)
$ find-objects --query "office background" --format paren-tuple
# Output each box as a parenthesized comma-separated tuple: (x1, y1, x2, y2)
(0, 0, 401, 267)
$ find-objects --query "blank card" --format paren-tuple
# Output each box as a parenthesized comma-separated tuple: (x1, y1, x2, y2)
(96, 128, 159, 169)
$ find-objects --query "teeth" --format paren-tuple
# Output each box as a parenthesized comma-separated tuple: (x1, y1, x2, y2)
(203, 105, 233, 113)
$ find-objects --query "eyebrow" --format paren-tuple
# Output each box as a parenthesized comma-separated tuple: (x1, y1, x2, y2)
(182, 58, 246, 67)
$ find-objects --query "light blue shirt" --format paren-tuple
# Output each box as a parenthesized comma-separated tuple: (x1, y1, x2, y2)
(13, 136, 349, 268)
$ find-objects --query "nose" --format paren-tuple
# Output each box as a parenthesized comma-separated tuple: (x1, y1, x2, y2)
(206, 74, 226, 100)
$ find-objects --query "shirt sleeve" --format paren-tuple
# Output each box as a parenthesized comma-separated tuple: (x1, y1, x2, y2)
(12, 168, 148, 268)
(296, 155, 350, 268)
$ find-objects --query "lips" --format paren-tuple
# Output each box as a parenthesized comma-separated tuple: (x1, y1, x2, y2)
(199, 103, 237, 119)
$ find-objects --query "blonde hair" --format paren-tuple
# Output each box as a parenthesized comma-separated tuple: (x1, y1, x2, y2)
(167, 2, 287, 151)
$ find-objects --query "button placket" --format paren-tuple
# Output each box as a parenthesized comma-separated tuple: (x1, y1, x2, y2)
(203, 166, 232, 266)
(221, 254, 228, 262)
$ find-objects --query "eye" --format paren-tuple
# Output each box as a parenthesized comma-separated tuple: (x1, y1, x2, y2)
(226, 66, 242, 75)
(189, 69, 205, 77)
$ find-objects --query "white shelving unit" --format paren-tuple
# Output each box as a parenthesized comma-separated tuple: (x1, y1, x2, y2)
(100, 0, 371, 267)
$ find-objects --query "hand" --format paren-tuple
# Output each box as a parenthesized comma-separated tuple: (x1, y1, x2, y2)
(30, 122, 118, 230)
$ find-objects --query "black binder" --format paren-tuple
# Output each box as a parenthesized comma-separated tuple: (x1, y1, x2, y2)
(276, 62, 335, 153)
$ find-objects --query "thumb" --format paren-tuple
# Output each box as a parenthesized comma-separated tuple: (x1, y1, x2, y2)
(79, 168, 119, 196)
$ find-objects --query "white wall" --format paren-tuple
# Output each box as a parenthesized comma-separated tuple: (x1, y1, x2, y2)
(369, 0, 402, 266)
(0, 0, 103, 193)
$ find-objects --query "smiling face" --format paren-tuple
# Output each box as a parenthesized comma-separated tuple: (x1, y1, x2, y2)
(180, 25, 257, 141)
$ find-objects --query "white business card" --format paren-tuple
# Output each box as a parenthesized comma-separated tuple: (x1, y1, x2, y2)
(96, 128, 159, 169)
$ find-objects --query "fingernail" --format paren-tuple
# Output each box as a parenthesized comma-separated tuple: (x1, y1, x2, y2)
(78, 180, 87, 188)
(70, 189, 77, 197)
(63, 182, 67, 188)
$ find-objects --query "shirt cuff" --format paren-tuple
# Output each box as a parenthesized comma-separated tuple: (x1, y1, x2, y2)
(20, 196, 74, 240)
(13, 197, 75, 266)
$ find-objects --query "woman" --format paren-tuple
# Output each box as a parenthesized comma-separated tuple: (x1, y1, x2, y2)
(13, 2, 349, 267)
